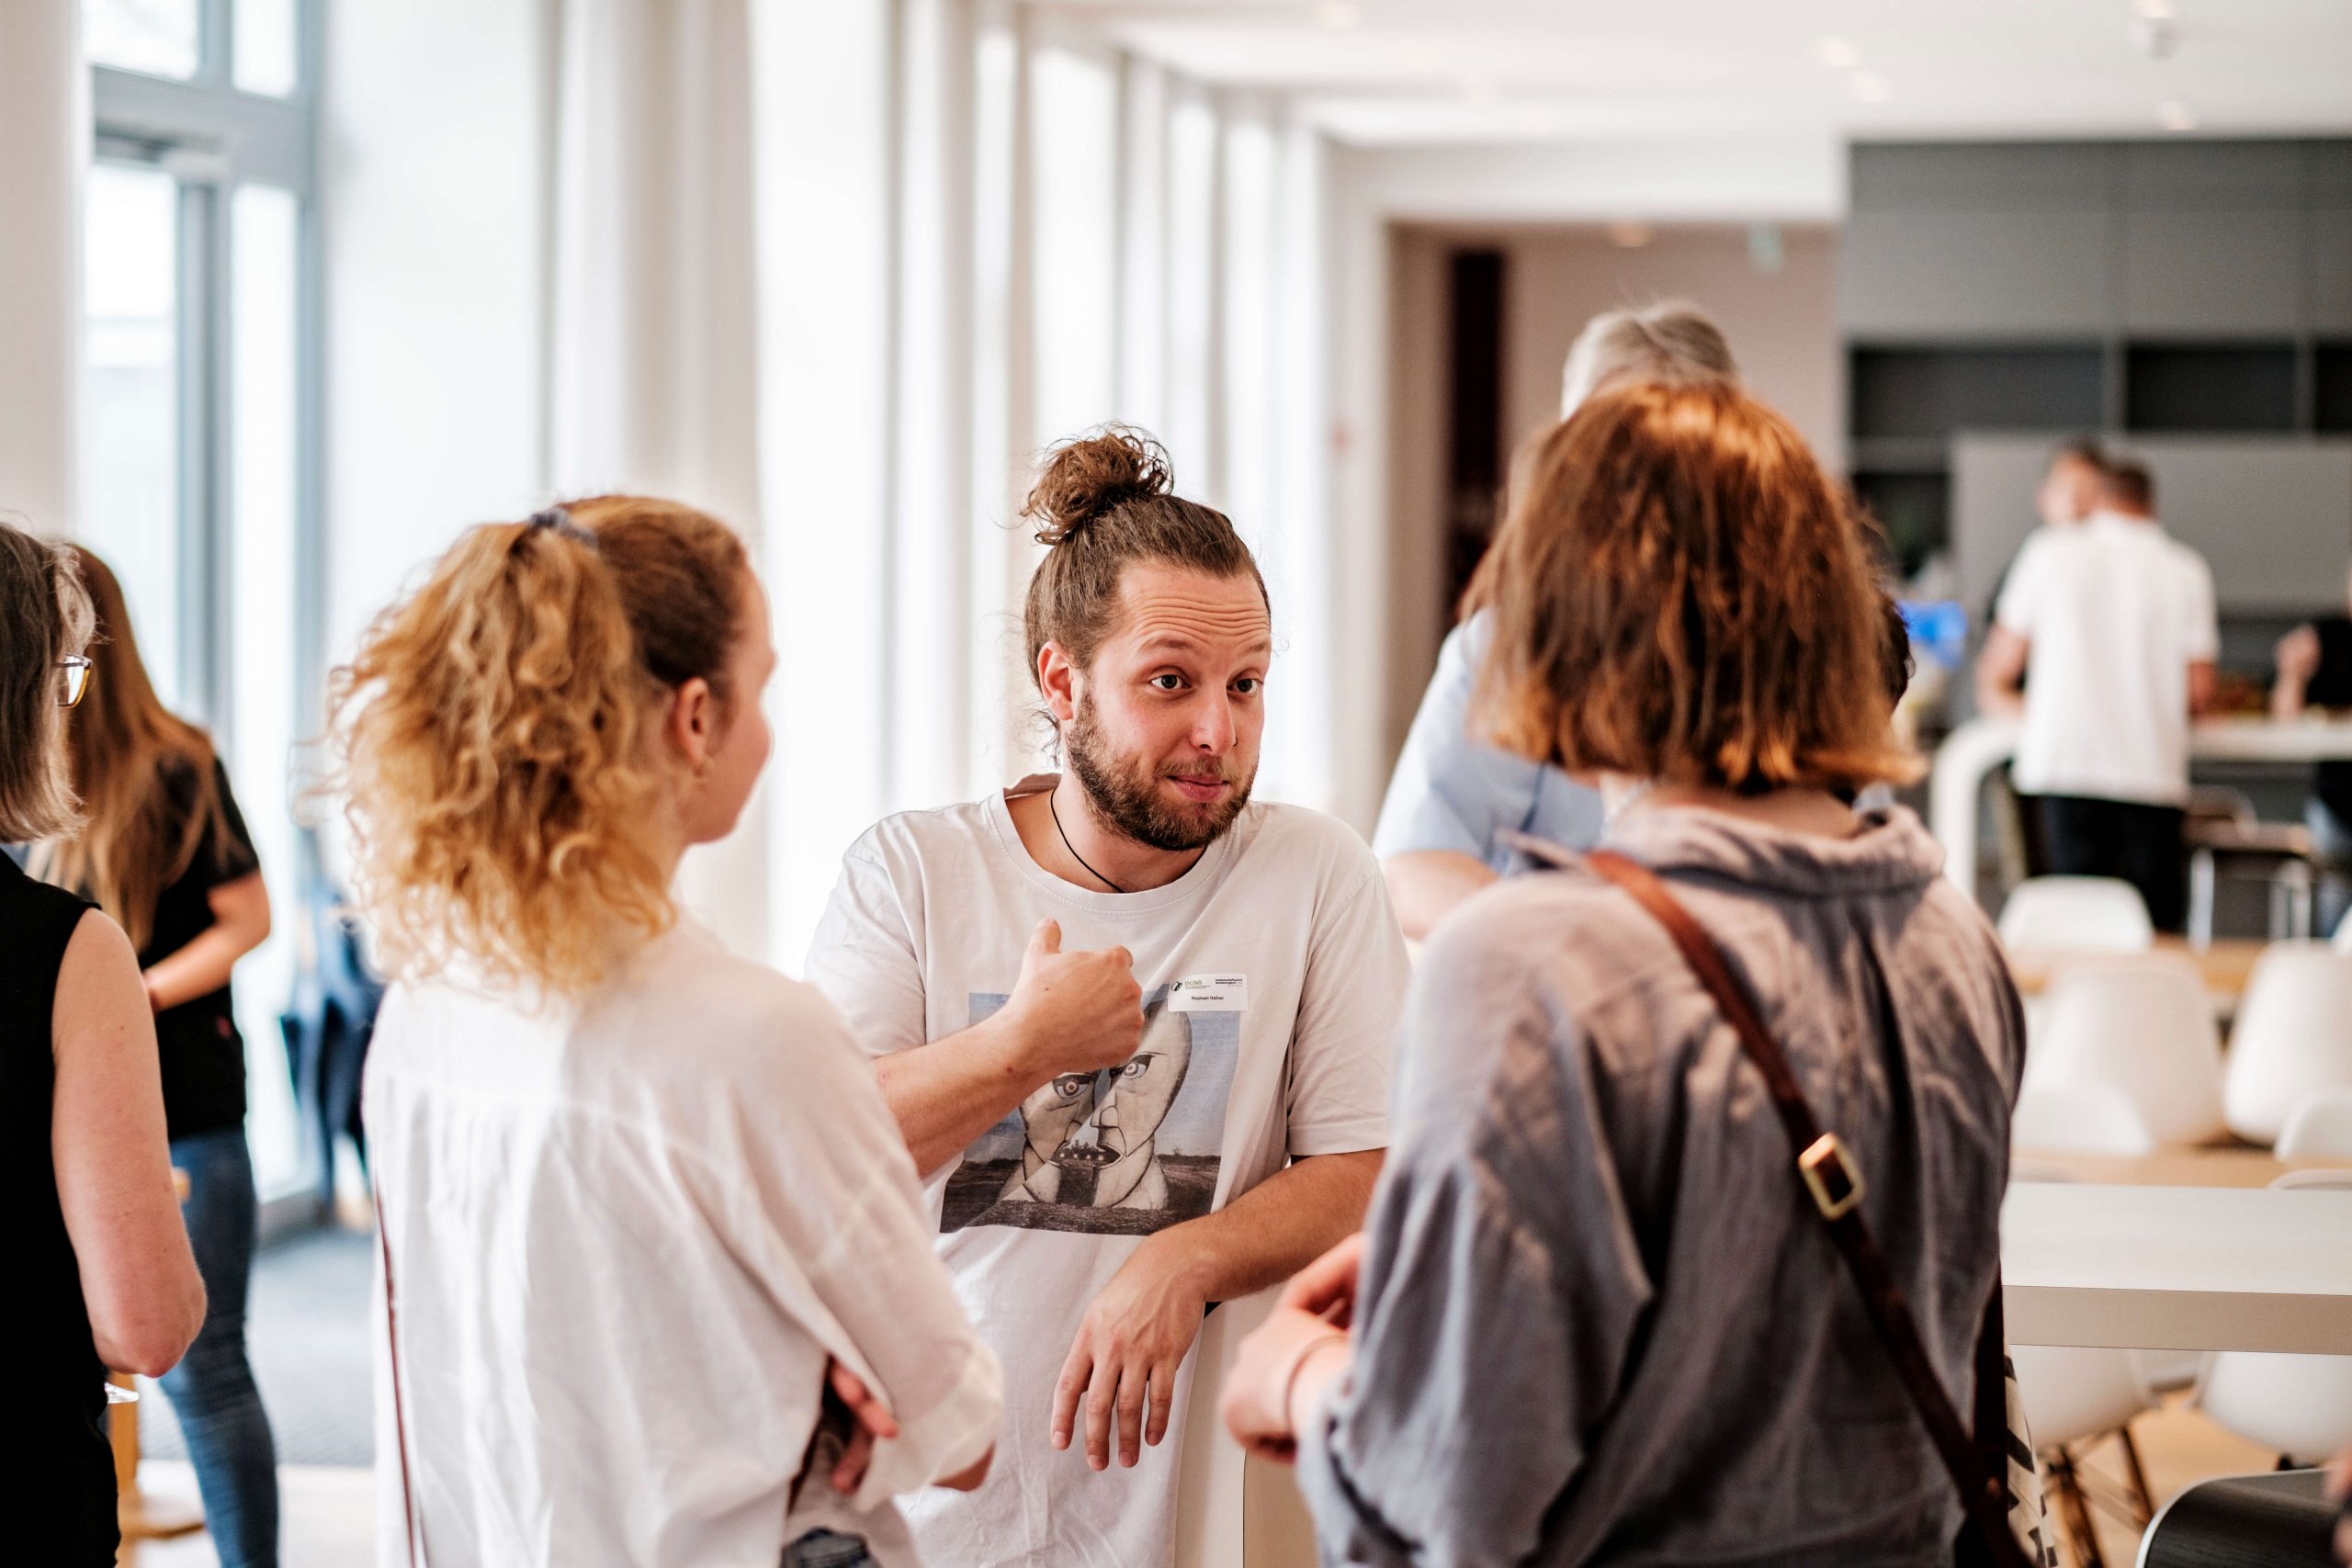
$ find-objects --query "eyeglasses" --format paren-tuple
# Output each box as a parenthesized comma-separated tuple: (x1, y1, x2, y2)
(59, 655, 92, 709)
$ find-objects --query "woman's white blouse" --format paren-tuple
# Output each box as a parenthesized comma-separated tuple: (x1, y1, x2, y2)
(366, 918, 1000, 1568)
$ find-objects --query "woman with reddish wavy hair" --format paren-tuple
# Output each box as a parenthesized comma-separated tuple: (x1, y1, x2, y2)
(1226, 382, 2025, 1567)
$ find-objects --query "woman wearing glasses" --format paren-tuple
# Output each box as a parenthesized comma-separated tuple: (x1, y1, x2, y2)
(0, 519, 206, 1564)
(30, 544, 280, 1567)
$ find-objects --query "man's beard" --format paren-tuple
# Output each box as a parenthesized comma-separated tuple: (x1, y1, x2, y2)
(1066, 695, 1253, 853)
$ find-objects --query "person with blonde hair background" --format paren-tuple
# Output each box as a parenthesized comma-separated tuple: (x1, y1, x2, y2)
(0, 520, 205, 1565)
(32, 543, 279, 1568)
(1225, 382, 2025, 1565)
(1373, 299, 1739, 939)
(334, 499, 998, 1568)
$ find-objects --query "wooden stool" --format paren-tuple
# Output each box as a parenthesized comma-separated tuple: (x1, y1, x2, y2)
(115, 1168, 205, 1541)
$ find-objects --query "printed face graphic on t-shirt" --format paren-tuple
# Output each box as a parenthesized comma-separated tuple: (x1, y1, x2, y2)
(945, 984, 1238, 1235)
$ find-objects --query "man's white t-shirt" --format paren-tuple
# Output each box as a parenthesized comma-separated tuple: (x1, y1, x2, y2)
(806, 776, 1408, 1568)
(1995, 510, 2219, 807)
(367, 918, 1001, 1568)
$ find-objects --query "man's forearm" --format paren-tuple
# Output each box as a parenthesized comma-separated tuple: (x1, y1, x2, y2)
(1384, 850, 1497, 942)
(1152, 1149, 1383, 1304)
(877, 1015, 1044, 1178)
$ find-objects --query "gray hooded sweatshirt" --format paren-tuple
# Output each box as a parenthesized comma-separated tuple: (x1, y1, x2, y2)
(1298, 805, 2023, 1567)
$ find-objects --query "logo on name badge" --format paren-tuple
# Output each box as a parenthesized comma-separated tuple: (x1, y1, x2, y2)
(1167, 974, 1248, 1013)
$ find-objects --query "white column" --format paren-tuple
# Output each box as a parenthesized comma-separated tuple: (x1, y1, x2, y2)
(1270, 120, 1336, 817)
(750, 0, 898, 967)
(1114, 57, 1170, 434)
(967, 2, 1042, 788)
(0, 0, 85, 534)
(892, 0, 981, 810)
(545, 0, 769, 957)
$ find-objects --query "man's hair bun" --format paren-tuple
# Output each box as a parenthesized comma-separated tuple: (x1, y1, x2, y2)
(1022, 424, 1174, 547)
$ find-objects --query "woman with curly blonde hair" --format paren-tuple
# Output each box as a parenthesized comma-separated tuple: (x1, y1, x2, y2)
(335, 498, 998, 1568)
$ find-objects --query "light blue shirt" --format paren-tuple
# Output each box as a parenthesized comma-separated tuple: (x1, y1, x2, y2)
(1371, 612, 1606, 870)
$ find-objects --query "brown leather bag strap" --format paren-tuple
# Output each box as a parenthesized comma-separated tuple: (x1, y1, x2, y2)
(1584, 849, 2030, 1568)
(375, 1188, 427, 1568)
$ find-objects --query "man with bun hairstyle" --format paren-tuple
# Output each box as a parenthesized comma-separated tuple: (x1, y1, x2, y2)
(808, 426, 1405, 1568)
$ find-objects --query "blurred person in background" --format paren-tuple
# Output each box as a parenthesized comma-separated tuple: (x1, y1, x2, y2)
(2268, 563, 2352, 935)
(30, 544, 279, 1568)
(0, 520, 205, 1565)
(2034, 439, 2109, 537)
(336, 499, 997, 1568)
(1373, 300, 1740, 941)
(1976, 459, 2218, 931)
(1223, 381, 2023, 1565)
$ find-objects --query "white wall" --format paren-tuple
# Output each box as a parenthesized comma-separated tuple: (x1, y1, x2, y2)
(1373, 222, 1843, 760)
(321, 0, 548, 672)
(1493, 226, 1842, 471)
(1324, 138, 1849, 828)
(0, 0, 85, 534)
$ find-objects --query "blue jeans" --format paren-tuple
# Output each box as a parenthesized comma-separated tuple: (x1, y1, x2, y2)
(164, 1129, 279, 1568)
(783, 1530, 873, 1567)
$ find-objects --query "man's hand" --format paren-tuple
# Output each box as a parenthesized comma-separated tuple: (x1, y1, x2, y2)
(1003, 919, 1144, 1081)
(1051, 1233, 1208, 1471)
(2326, 1448, 2351, 1565)
(2279, 625, 2323, 685)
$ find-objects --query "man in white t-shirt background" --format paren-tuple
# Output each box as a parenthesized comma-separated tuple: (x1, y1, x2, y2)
(808, 427, 1407, 1568)
(1977, 457, 2219, 930)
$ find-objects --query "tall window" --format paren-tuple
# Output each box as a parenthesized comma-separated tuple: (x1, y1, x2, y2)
(83, 0, 319, 1201)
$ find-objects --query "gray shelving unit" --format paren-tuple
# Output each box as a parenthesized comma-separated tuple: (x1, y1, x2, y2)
(1843, 139, 2352, 576)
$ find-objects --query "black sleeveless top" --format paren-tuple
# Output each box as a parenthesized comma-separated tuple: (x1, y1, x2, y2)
(0, 853, 119, 1562)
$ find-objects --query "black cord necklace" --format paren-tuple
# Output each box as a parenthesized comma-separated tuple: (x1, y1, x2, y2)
(1048, 790, 1126, 894)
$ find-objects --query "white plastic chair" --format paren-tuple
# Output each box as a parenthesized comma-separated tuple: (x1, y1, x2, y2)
(2011, 1082, 2159, 1157)
(2012, 1332, 2160, 1561)
(2011, 1345, 2154, 1454)
(2193, 1169, 2352, 1467)
(2275, 1088, 2352, 1160)
(1173, 1286, 1318, 1568)
(2024, 955, 2225, 1145)
(1996, 876, 2154, 954)
(2222, 942, 2352, 1145)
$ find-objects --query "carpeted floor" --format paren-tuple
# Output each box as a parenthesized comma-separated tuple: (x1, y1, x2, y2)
(139, 1224, 374, 1468)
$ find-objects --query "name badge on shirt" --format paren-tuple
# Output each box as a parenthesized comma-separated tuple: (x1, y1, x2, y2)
(1167, 974, 1248, 1013)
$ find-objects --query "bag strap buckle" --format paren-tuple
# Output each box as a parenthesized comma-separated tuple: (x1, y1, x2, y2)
(1799, 1132, 1865, 1221)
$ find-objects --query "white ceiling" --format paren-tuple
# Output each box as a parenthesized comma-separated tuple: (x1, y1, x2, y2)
(1033, 0, 2352, 147)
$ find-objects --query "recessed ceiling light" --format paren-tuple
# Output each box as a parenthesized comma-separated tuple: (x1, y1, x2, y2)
(2135, 0, 2177, 19)
(2158, 98, 2197, 131)
(1850, 71, 1893, 104)
(1605, 220, 1657, 250)
(1813, 35, 1860, 69)
(1315, 1, 1361, 28)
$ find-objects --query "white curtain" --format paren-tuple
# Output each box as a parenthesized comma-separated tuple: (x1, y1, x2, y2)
(0, 0, 85, 534)
(534, 0, 1351, 969)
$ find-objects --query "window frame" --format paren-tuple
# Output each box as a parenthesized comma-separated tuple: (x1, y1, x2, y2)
(87, 0, 324, 1213)
(89, 0, 322, 742)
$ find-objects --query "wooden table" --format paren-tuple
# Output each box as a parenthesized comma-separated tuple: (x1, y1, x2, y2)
(2003, 1182, 2352, 1354)
(2007, 936, 2267, 1001)
(2009, 1145, 2324, 1189)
